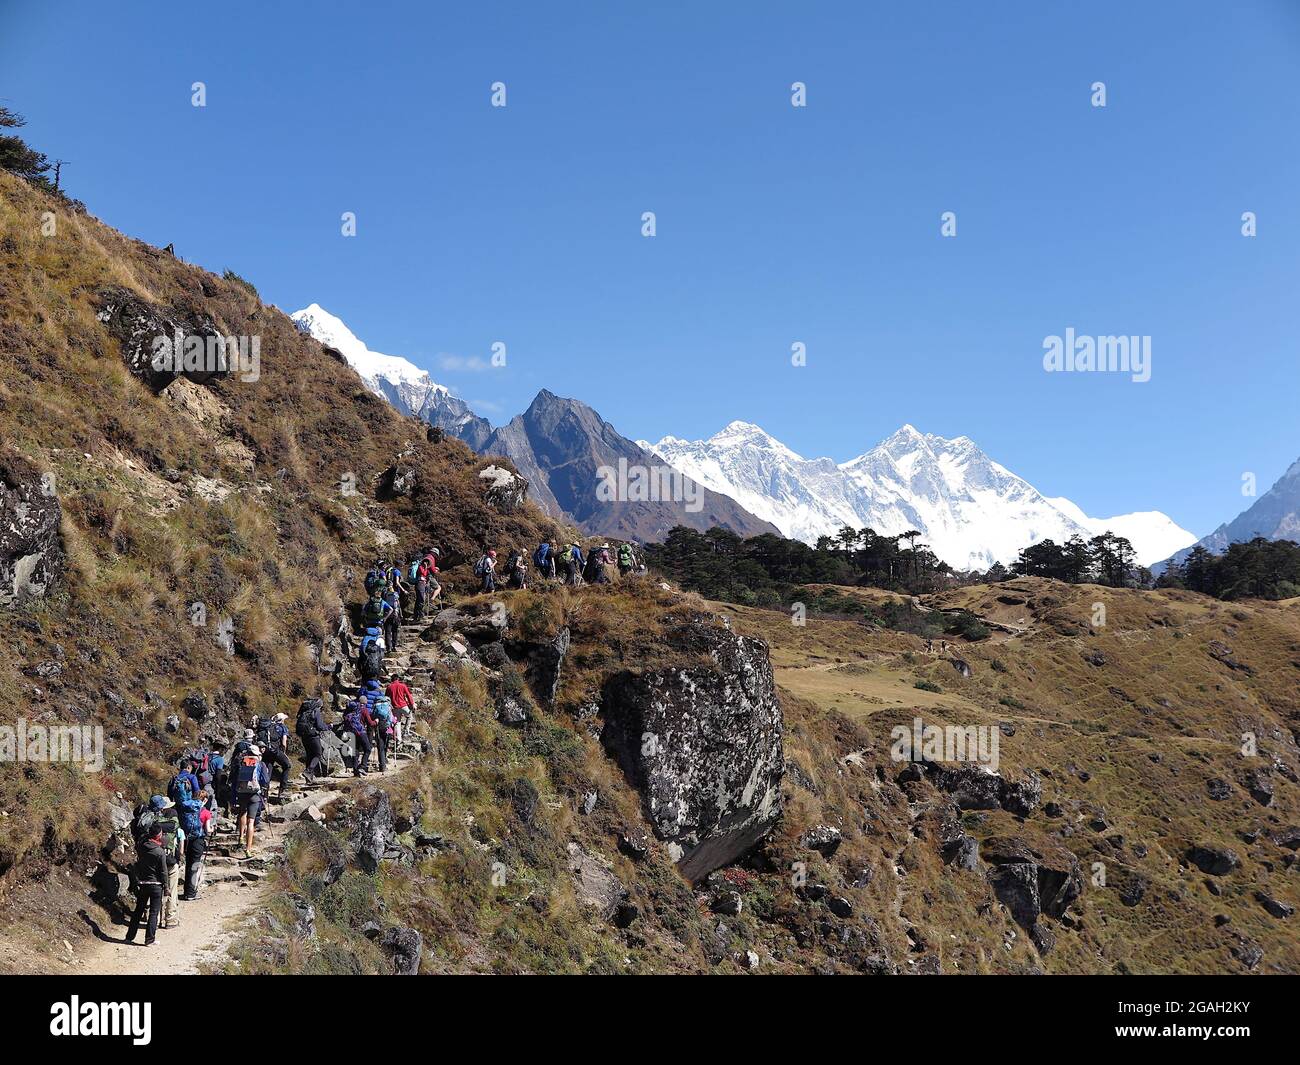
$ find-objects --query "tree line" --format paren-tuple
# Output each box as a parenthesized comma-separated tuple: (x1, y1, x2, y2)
(1155, 538, 1300, 601)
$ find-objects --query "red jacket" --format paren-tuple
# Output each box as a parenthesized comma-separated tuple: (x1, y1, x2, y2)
(419, 553, 439, 580)
(387, 680, 413, 711)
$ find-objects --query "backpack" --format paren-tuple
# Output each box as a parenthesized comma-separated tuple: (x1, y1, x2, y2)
(364, 569, 386, 596)
(474, 556, 490, 578)
(131, 803, 158, 844)
(296, 706, 319, 739)
(571, 546, 582, 563)
(235, 755, 262, 796)
(618, 544, 633, 565)
(409, 560, 421, 581)
(373, 698, 393, 728)
(362, 596, 385, 625)
(360, 640, 384, 680)
(185, 748, 210, 774)
(345, 708, 366, 734)
(258, 721, 284, 751)
(168, 773, 194, 806)
(534, 544, 548, 567)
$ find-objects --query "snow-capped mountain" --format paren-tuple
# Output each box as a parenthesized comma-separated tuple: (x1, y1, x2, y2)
(1046, 497, 1196, 568)
(644, 423, 1193, 570)
(290, 304, 490, 442)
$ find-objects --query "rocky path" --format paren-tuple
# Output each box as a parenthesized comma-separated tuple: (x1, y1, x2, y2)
(81, 617, 438, 976)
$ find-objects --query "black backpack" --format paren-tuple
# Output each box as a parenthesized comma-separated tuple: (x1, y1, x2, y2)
(130, 803, 158, 844)
(360, 640, 384, 680)
(296, 703, 320, 739)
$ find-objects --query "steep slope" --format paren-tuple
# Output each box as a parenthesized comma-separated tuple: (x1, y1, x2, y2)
(0, 171, 566, 889)
(1156, 456, 1300, 573)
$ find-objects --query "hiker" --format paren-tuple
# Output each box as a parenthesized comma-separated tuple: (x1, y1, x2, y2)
(534, 541, 556, 580)
(255, 713, 292, 797)
(169, 757, 200, 808)
(149, 795, 183, 929)
(475, 549, 498, 593)
(414, 548, 441, 621)
(358, 624, 386, 683)
(383, 580, 401, 652)
(209, 742, 228, 813)
(124, 823, 173, 947)
(588, 544, 613, 584)
(371, 695, 395, 773)
(387, 559, 410, 619)
(617, 542, 636, 579)
(505, 549, 528, 589)
(364, 558, 389, 598)
(345, 699, 376, 777)
(556, 544, 572, 584)
(568, 543, 585, 587)
(387, 676, 415, 747)
(295, 697, 328, 783)
(233, 743, 270, 857)
(361, 588, 392, 636)
(179, 789, 206, 901)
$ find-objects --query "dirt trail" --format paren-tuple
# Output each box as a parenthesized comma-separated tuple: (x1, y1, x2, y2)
(80, 617, 437, 975)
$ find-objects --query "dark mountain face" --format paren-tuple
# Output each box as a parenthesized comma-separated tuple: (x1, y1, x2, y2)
(1157, 456, 1300, 572)
(433, 389, 777, 542)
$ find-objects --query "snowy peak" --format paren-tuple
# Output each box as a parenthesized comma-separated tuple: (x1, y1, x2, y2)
(648, 422, 1193, 571)
(291, 304, 450, 418)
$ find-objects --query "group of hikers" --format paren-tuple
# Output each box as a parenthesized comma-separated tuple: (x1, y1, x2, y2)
(121, 536, 642, 946)
(474, 539, 641, 593)
(124, 554, 429, 947)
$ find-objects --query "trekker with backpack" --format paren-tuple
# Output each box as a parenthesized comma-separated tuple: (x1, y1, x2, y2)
(413, 548, 441, 621)
(358, 625, 386, 683)
(255, 713, 292, 797)
(124, 824, 172, 947)
(387, 675, 415, 748)
(361, 590, 391, 633)
(344, 700, 376, 777)
(617, 543, 635, 579)
(383, 582, 401, 652)
(233, 744, 270, 857)
(147, 795, 183, 929)
(475, 549, 498, 593)
(209, 743, 228, 813)
(364, 558, 389, 598)
(568, 543, 585, 587)
(534, 541, 555, 580)
(179, 789, 206, 901)
(505, 550, 528, 589)
(588, 544, 613, 584)
(371, 695, 395, 773)
(295, 698, 328, 783)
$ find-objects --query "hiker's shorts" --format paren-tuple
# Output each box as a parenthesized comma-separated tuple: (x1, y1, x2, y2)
(235, 792, 263, 819)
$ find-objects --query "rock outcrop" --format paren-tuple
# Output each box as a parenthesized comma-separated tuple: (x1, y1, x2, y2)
(0, 451, 63, 606)
(95, 287, 231, 391)
(600, 623, 784, 882)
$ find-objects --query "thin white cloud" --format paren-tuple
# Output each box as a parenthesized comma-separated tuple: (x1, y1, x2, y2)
(438, 353, 491, 372)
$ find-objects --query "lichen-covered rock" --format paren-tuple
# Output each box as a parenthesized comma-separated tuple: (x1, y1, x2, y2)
(478, 463, 527, 513)
(0, 451, 62, 607)
(378, 926, 423, 975)
(600, 623, 784, 882)
(95, 287, 229, 391)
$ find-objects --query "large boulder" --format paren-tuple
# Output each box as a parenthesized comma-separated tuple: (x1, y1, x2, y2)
(982, 835, 1083, 952)
(0, 452, 63, 607)
(599, 623, 784, 882)
(378, 926, 423, 975)
(95, 287, 230, 391)
(478, 464, 527, 513)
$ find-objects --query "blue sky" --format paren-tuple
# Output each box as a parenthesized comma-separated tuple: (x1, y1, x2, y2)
(4, 0, 1298, 535)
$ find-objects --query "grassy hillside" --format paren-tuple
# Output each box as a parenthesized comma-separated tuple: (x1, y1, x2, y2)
(0, 170, 562, 885)
(719, 577, 1300, 973)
